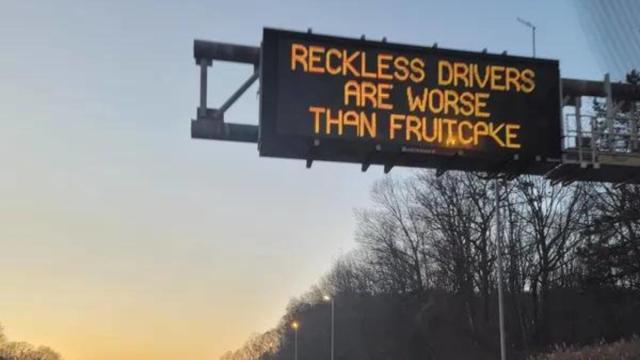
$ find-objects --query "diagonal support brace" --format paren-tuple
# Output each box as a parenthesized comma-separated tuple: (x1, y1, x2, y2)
(219, 71, 259, 115)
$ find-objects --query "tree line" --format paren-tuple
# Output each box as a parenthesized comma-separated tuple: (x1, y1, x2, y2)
(0, 324, 61, 360)
(223, 72, 640, 360)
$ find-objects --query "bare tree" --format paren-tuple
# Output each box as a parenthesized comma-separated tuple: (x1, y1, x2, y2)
(220, 330, 280, 360)
(580, 184, 640, 289)
(414, 171, 499, 333)
(0, 325, 61, 360)
(356, 177, 432, 295)
(0, 342, 61, 360)
(0, 325, 6, 346)
(319, 251, 376, 296)
(514, 176, 589, 343)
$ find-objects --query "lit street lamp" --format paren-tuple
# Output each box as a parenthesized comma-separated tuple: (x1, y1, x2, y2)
(323, 295, 335, 360)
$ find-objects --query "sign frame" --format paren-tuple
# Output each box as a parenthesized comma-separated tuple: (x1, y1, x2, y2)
(259, 27, 562, 174)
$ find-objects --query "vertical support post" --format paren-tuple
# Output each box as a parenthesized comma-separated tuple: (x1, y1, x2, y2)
(198, 59, 212, 118)
(604, 73, 614, 150)
(495, 179, 507, 360)
(591, 116, 599, 168)
(575, 97, 584, 166)
(631, 101, 638, 152)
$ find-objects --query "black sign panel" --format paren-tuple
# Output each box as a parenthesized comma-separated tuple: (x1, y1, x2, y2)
(259, 28, 561, 173)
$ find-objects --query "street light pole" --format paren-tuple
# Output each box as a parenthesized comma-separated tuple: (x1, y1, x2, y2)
(493, 18, 537, 360)
(533, 26, 536, 58)
(517, 17, 537, 58)
(330, 298, 334, 360)
(292, 321, 299, 360)
(323, 295, 335, 360)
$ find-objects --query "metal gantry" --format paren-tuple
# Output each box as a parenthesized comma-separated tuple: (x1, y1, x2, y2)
(192, 40, 260, 143)
(191, 32, 640, 360)
(549, 75, 640, 184)
(191, 38, 640, 184)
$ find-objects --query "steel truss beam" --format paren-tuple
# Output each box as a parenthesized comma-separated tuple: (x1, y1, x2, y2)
(191, 41, 261, 143)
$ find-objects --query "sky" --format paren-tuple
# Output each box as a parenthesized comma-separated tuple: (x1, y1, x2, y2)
(574, 0, 640, 80)
(0, 1, 610, 359)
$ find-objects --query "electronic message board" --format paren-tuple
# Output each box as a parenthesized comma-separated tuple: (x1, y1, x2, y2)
(259, 28, 561, 172)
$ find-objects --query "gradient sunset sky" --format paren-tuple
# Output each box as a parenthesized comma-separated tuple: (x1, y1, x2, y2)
(0, 1, 609, 359)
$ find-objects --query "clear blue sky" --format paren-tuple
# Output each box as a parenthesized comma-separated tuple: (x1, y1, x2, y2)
(0, 1, 606, 359)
